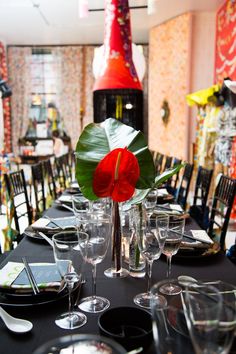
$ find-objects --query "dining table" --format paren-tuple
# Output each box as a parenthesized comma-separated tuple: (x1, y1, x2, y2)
(0, 196, 236, 354)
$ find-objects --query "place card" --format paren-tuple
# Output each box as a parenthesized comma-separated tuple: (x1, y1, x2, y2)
(191, 230, 214, 244)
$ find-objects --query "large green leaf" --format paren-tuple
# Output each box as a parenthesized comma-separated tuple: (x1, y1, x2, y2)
(124, 163, 185, 208)
(75, 118, 155, 200)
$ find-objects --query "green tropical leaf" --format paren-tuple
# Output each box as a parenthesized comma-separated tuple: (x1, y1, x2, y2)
(124, 163, 185, 208)
(75, 118, 155, 200)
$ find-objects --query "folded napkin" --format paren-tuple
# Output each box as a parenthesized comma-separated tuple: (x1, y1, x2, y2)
(157, 188, 169, 196)
(0, 262, 62, 293)
(31, 216, 77, 232)
(181, 230, 214, 249)
(154, 203, 184, 216)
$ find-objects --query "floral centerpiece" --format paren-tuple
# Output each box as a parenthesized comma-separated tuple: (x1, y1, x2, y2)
(75, 118, 182, 275)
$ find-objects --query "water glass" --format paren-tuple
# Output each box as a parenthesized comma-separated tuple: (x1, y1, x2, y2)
(52, 231, 87, 329)
(151, 279, 194, 354)
(160, 216, 185, 295)
(182, 282, 225, 354)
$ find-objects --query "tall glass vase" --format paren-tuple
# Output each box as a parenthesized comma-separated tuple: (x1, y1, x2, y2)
(104, 201, 129, 278)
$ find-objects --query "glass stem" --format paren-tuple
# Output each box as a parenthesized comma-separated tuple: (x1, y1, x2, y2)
(92, 264, 97, 300)
(167, 256, 172, 278)
(67, 281, 74, 327)
(147, 260, 153, 294)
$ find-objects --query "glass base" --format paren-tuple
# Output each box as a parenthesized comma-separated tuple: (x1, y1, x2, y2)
(159, 282, 182, 296)
(78, 296, 110, 313)
(134, 292, 167, 309)
(55, 311, 87, 329)
(104, 267, 129, 278)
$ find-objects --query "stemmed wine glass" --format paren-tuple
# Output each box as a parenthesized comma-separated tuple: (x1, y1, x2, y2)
(182, 282, 224, 354)
(160, 216, 185, 295)
(52, 230, 88, 329)
(77, 212, 112, 313)
(144, 189, 158, 224)
(184, 281, 236, 354)
(134, 213, 169, 309)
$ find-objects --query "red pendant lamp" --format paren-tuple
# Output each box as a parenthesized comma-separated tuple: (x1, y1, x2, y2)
(93, 0, 142, 91)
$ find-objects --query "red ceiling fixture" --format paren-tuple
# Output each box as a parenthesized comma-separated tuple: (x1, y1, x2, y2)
(93, 0, 142, 91)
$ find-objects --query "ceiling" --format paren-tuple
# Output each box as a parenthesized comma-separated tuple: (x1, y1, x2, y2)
(0, 0, 223, 46)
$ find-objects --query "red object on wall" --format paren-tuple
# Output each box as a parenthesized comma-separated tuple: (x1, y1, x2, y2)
(215, 0, 236, 84)
(0, 43, 11, 153)
(93, 0, 142, 91)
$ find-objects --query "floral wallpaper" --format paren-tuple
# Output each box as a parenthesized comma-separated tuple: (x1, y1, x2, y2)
(148, 13, 192, 160)
(0, 43, 11, 152)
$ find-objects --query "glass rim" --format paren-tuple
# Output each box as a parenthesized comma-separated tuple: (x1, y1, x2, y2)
(52, 230, 89, 243)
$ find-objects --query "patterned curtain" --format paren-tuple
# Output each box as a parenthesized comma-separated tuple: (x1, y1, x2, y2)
(7, 45, 148, 152)
(8, 47, 31, 154)
(53, 46, 96, 148)
(0, 42, 11, 152)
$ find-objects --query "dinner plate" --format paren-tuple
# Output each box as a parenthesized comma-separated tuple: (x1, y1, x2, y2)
(0, 286, 67, 307)
(0, 283, 80, 307)
(24, 226, 47, 241)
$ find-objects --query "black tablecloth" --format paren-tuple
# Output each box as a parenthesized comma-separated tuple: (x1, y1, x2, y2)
(0, 204, 236, 354)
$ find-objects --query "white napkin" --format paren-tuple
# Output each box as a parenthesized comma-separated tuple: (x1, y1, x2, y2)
(191, 230, 214, 244)
(158, 188, 169, 196)
(0, 262, 61, 292)
(58, 195, 73, 203)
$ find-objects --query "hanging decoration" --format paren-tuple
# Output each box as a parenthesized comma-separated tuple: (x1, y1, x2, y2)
(93, 0, 142, 91)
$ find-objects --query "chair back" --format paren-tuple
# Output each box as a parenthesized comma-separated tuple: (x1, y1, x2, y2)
(4, 169, 32, 235)
(208, 175, 236, 251)
(163, 156, 173, 171)
(166, 157, 182, 195)
(155, 152, 164, 175)
(43, 159, 57, 200)
(31, 162, 46, 218)
(55, 153, 72, 189)
(189, 166, 213, 229)
(175, 163, 193, 209)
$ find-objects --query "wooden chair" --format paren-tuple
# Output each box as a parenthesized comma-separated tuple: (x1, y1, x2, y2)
(163, 155, 173, 171)
(31, 162, 46, 218)
(43, 159, 57, 200)
(4, 170, 33, 238)
(55, 153, 72, 190)
(175, 163, 193, 210)
(208, 175, 236, 251)
(155, 152, 164, 175)
(189, 166, 213, 229)
(166, 157, 182, 196)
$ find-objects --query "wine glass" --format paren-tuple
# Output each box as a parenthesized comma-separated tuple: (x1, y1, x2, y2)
(151, 279, 195, 354)
(144, 189, 158, 223)
(182, 282, 225, 354)
(77, 212, 112, 313)
(160, 216, 185, 295)
(133, 213, 169, 309)
(52, 230, 88, 329)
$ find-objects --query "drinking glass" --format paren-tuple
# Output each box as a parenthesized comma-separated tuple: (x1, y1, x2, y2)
(52, 231, 87, 329)
(77, 213, 112, 313)
(133, 213, 169, 309)
(144, 189, 158, 223)
(160, 216, 185, 295)
(151, 279, 195, 354)
(182, 282, 226, 354)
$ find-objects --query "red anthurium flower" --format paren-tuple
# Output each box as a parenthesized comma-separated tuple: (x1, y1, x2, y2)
(93, 147, 140, 202)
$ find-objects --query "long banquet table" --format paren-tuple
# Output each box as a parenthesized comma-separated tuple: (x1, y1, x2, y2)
(1, 203, 236, 354)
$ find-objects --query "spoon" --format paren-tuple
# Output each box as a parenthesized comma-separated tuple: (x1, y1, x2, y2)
(38, 231, 54, 247)
(0, 306, 33, 333)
